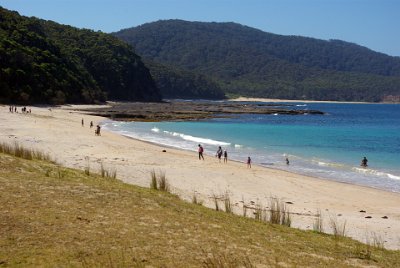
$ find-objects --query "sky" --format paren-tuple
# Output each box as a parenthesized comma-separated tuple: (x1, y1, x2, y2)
(1, 0, 399, 56)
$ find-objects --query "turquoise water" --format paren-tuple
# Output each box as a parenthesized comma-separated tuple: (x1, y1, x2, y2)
(102, 102, 400, 193)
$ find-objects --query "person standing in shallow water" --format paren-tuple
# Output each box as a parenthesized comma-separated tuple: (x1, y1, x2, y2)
(224, 150, 228, 163)
(361, 157, 368, 167)
(198, 144, 204, 160)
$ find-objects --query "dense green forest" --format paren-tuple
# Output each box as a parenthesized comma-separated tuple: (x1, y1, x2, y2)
(114, 20, 400, 102)
(145, 60, 225, 99)
(0, 7, 161, 104)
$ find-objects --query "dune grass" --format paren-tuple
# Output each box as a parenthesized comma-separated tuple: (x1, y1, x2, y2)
(150, 169, 169, 192)
(1, 153, 400, 267)
(0, 141, 51, 161)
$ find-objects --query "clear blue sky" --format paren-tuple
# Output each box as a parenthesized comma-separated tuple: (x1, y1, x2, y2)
(1, 0, 399, 56)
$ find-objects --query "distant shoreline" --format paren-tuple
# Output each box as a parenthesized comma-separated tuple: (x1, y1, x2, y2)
(229, 97, 399, 104)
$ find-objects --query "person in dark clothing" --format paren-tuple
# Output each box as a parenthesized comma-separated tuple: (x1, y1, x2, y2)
(247, 156, 251, 168)
(216, 146, 223, 162)
(198, 144, 204, 160)
(361, 157, 368, 167)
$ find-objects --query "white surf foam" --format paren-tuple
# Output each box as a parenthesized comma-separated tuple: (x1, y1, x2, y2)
(162, 130, 230, 146)
(353, 167, 400, 180)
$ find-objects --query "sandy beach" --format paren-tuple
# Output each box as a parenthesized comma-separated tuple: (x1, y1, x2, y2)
(1, 104, 399, 250)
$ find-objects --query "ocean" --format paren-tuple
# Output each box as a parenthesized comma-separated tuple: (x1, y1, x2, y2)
(102, 101, 400, 193)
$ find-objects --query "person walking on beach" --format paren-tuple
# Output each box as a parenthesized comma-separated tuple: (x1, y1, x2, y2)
(90, 121, 93, 128)
(198, 144, 204, 160)
(360, 156, 368, 167)
(224, 150, 228, 163)
(247, 156, 251, 168)
(216, 146, 223, 162)
(81, 118, 84, 127)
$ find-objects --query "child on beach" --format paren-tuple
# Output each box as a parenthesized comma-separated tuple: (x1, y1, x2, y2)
(224, 150, 228, 163)
(247, 156, 251, 168)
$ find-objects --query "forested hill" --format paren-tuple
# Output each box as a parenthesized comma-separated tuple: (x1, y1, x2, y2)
(114, 20, 400, 102)
(0, 7, 161, 104)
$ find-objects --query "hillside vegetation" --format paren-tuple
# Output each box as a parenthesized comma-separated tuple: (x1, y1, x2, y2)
(145, 60, 225, 99)
(114, 20, 400, 102)
(1, 149, 400, 267)
(0, 7, 161, 104)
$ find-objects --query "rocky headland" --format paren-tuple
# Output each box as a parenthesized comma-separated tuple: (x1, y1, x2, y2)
(78, 100, 324, 121)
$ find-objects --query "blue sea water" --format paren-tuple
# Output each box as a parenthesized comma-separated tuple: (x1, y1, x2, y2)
(102, 102, 400, 193)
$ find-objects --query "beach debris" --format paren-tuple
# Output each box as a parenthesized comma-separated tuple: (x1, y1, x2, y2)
(382, 216, 388, 219)
(162, 150, 166, 152)
(365, 216, 372, 219)
(337, 214, 342, 216)
(359, 210, 366, 213)
(285, 201, 293, 204)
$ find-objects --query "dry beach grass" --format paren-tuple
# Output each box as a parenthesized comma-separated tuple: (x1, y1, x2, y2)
(1, 150, 400, 267)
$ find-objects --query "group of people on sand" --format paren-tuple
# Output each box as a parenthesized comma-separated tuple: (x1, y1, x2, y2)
(9, 106, 31, 114)
(198, 144, 253, 168)
(198, 144, 228, 163)
(81, 118, 101, 136)
(198, 143, 370, 170)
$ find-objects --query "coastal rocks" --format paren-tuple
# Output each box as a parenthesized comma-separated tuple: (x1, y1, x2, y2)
(80, 101, 325, 122)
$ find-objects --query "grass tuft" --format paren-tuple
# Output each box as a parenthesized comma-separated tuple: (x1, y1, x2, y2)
(150, 170, 158, 190)
(0, 142, 51, 161)
(212, 194, 220, 211)
(149, 170, 169, 192)
(100, 162, 117, 179)
(313, 209, 324, 233)
(329, 215, 347, 237)
(269, 198, 291, 227)
(192, 192, 203, 205)
(158, 171, 169, 192)
(84, 157, 90, 176)
(253, 202, 266, 222)
(223, 191, 233, 214)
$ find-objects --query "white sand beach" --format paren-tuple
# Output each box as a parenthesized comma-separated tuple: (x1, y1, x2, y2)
(1, 104, 399, 250)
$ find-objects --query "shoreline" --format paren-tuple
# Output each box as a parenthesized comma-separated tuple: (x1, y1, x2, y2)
(229, 96, 400, 104)
(1, 104, 400, 250)
(112, 126, 400, 195)
(123, 131, 400, 195)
